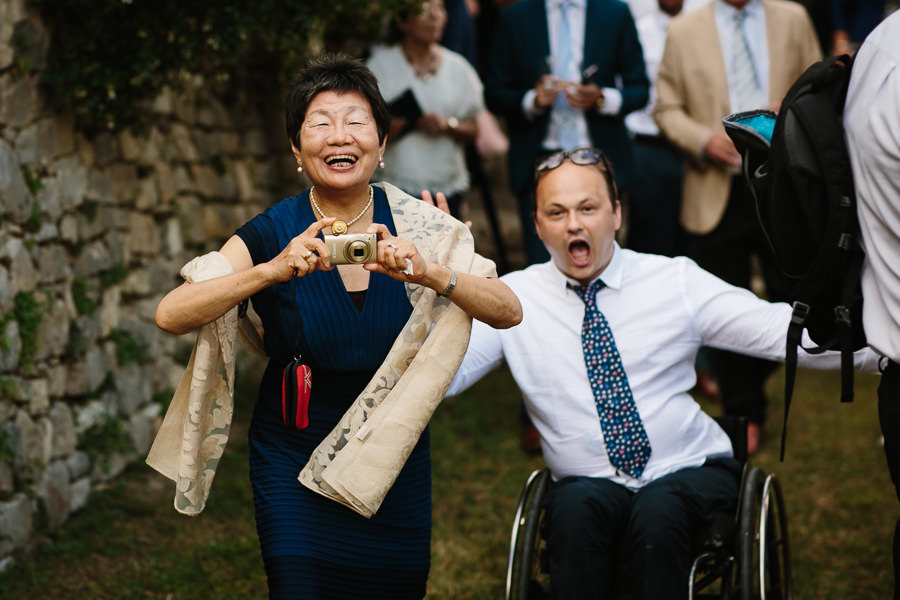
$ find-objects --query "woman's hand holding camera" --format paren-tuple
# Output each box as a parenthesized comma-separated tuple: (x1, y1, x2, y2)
(364, 224, 458, 300)
(266, 213, 458, 300)
(268, 217, 438, 289)
(269, 218, 335, 282)
(365, 223, 426, 283)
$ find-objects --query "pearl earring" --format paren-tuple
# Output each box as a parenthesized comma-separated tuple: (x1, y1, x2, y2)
(297, 162, 303, 173)
(378, 155, 385, 169)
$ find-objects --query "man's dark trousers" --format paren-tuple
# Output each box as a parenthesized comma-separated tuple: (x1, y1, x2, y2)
(690, 178, 792, 426)
(542, 458, 740, 599)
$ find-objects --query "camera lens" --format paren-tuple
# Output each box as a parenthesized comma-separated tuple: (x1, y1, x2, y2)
(346, 240, 369, 263)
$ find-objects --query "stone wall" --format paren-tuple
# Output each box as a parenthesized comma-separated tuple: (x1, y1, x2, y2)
(0, 1, 291, 569)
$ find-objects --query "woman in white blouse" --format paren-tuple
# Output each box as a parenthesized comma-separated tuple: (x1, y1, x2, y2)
(367, 0, 483, 219)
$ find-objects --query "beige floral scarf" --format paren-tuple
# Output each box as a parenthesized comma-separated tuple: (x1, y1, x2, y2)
(146, 182, 495, 517)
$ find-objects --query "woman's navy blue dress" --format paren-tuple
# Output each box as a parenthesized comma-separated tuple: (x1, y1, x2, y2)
(236, 188, 430, 599)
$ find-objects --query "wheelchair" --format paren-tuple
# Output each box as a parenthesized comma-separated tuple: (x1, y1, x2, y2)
(504, 417, 791, 600)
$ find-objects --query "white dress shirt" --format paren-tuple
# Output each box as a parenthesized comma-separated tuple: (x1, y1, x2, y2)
(448, 245, 881, 490)
(521, 0, 624, 149)
(844, 9, 900, 363)
(715, 0, 770, 111)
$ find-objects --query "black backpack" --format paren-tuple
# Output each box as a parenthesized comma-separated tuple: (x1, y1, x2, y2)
(722, 54, 866, 460)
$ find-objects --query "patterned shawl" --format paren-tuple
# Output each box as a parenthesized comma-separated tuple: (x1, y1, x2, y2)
(146, 182, 495, 517)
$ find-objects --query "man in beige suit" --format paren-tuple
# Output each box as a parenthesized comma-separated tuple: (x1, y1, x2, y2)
(655, 0, 820, 452)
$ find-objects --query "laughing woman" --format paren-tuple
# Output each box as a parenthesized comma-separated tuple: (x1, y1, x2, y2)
(151, 53, 521, 599)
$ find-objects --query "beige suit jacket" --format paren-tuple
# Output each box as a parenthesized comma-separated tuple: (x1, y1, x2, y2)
(655, 0, 821, 234)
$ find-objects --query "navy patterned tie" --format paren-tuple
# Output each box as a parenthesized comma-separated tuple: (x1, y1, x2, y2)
(570, 280, 652, 478)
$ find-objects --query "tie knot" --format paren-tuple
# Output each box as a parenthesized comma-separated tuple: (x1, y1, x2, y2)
(733, 10, 745, 26)
(568, 280, 605, 305)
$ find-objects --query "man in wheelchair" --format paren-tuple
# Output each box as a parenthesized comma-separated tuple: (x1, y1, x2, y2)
(445, 147, 881, 599)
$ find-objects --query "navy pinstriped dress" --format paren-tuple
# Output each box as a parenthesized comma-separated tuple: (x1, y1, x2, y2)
(235, 187, 430, 599)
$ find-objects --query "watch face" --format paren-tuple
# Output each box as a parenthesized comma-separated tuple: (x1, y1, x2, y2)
(447, 116, 459, 130)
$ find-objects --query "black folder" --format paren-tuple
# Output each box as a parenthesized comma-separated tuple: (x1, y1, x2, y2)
(387, 89, 423, 139)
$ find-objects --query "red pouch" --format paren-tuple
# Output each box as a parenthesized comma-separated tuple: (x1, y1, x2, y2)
(282, 358, 312, 429)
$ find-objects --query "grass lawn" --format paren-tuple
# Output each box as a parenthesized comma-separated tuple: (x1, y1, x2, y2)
(0, 364, 893, 598)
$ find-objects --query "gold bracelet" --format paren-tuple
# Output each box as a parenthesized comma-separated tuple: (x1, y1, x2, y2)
(439, 266, 457, 297)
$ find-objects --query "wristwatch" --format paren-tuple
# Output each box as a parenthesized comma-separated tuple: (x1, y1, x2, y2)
(595, 92, 606, 113)
(439, 266, 457, 297)
(446, 116, 459, 131)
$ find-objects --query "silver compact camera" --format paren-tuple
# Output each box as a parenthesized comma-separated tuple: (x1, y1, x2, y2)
(324, 233, 378, 264)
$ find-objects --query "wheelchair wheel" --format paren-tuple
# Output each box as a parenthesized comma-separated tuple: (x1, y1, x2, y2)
(738, 467, 792, 600)
(506, 468, 551, 600)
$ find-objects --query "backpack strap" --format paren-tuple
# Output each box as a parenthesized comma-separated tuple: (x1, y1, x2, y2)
(781, 243, 864, 460)
(836, 246, 866, 403)
(781, 296, 842, 461)
(781, 301, 809, 461)
(781, 299, 837, 461)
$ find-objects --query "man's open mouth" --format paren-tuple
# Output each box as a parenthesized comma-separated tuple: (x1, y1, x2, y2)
(568, 239, 591, 267)
(325, 154, 358, 167)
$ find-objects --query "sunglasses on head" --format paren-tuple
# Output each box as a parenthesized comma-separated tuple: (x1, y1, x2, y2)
(534, 147, 607, 181)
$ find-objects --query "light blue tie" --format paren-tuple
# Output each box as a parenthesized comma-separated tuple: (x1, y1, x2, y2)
(553, 0, 580, 150)
(731, 11, 762, 112)
(570, 280, 652, 478)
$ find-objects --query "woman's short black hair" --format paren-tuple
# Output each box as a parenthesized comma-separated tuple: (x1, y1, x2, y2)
(284, 53, 390, 149)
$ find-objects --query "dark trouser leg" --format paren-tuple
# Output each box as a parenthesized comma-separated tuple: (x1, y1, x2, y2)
(691, 179, 789, 424)
(444, 192, 464, 221)
(626, 139, 686, 257)
(543, 476, 631, 599)
(878, 361, 900, 599)
(627, 459, 741, 600)
(543, 461, 740, 600)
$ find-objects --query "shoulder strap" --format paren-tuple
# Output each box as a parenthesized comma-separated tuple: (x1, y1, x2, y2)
(781, 302, 808, 461)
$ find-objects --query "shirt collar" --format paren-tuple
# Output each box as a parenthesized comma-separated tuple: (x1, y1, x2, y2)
(549, 241, 625, 292)
(549, 0, 586, 11)
(716, 0, 762, 19)
(653, 9, 673, 31)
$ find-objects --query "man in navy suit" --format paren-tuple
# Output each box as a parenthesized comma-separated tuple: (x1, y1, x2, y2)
(485, 0, 649, 265)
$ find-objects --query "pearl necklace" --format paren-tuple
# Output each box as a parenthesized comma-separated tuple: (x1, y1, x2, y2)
(310, 185, 373, 235)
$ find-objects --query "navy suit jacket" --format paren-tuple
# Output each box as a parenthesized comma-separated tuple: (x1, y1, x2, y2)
(485, 0, 649, 197)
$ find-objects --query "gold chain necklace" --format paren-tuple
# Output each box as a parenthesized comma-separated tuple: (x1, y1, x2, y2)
(310, 185, 373, 235)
